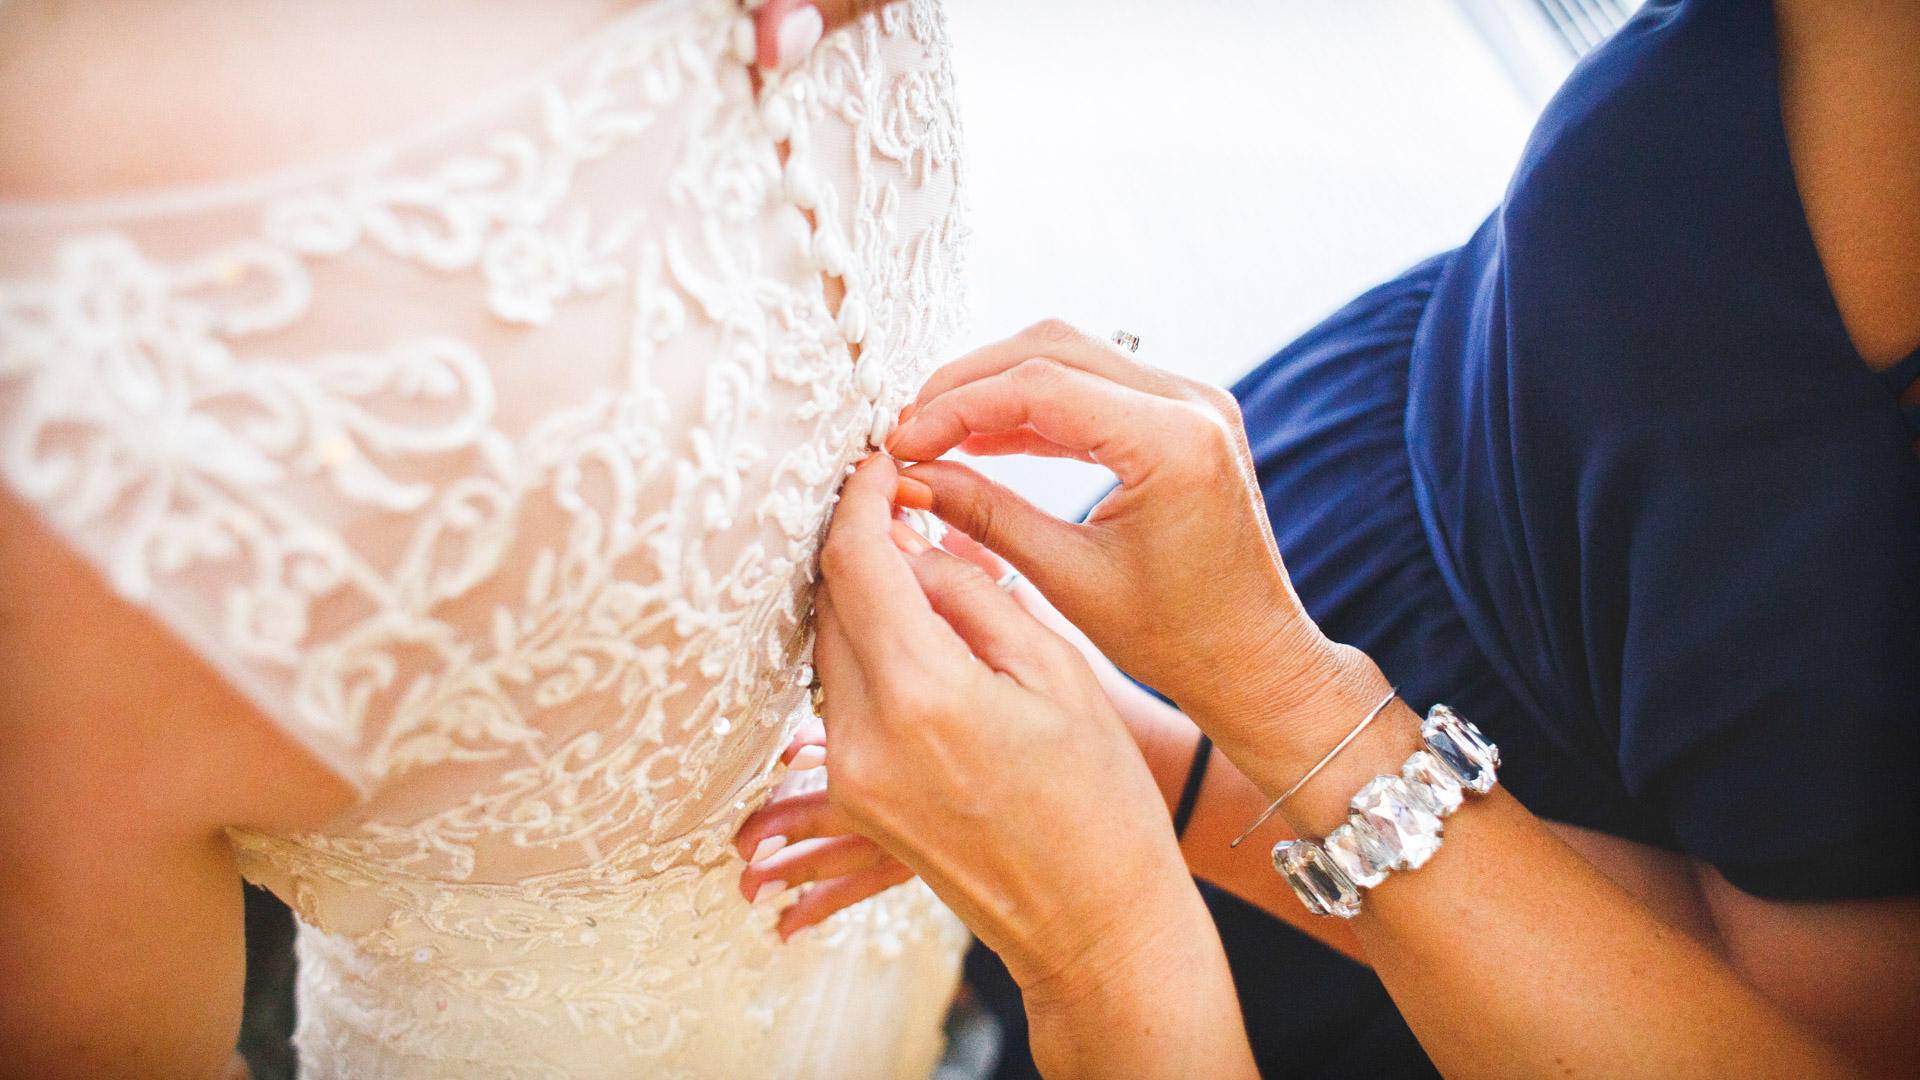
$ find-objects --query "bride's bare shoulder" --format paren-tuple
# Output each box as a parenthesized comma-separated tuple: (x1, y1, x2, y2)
(0, 0, 638, 200)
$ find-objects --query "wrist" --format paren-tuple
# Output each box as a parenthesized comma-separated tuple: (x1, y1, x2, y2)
(1015, 871, 1215, 1021)
(1134, 704, 1202, 815)
(1182, 621, 1369, 780)
(1186, 635, 1425, 839)
(1018, 874, 1254, 1080)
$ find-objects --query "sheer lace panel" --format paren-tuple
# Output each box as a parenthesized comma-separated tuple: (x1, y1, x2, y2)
(0, 1, 969, 1074)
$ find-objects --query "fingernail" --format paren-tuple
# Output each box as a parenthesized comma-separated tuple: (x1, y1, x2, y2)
(754, 880, 788, 904)
(789, 745, 827, 770)
(883, 418, 913, 455)
(898, 402, 918, 425)
(853, 451, 884, 471)
(895, 476, 934, 511)
(890, 520, 931, 555)
(770, 4, 823, 72)
(784, 925, 811, 944)
(751, 834, 788, 863)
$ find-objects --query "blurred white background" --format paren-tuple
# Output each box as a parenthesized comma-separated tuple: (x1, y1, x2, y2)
(940, 0, 1549, 517)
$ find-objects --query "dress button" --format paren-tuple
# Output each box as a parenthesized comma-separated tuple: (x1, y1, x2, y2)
(811, 228, 849, 277)
(762, 96, 795, 143)
(869, 403, 895, 448)
(730, 17, 757, 65)
(784, 162, 820, 210)
(854, 353, 886, 400)
(836, 297, 869, 345)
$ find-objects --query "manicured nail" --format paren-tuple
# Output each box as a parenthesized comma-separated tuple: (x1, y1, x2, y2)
(898, 402, 918, 425)
(789, 744, 827, 770)
(895, 476, 934, 511)
(769, 4, 823, 72)
(890, 520, 931, 555)
(883, 417, 913, 455)
(751, 835, 788, 863)
(754, 880, 787, 904)
(853, 451, 884, 471)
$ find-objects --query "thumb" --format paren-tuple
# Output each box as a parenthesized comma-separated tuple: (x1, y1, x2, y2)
(901, 460, 1099, 601)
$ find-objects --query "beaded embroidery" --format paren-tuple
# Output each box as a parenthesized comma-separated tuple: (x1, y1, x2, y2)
(0, 1, 970, 1075)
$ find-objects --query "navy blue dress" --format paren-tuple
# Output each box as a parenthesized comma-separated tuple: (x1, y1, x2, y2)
(1229, 0, 1920, 1072)
(1244, 0, 1920, 898)
(973, 1, 1920, 1076)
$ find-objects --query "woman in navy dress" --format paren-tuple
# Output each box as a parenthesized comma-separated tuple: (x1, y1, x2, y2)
(1203, 1, 1920, 1071)
(738, 0, 1918, 1074)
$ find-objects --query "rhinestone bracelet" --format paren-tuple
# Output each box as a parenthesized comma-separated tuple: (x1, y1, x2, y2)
(1271, 705, 1500, 919)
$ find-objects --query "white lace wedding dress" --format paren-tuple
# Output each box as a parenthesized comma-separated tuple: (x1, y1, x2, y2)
(0, 1, 969, 1075)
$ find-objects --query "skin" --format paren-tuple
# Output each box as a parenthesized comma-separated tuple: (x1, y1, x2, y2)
(0, 3, 644, 1078)
(746, 6, 1919, 1075)
(803, 318, 1905, 1080)
(0, 0, 1911, 1077)
(812, 458, 1257, 1078)
(0, 500, 358, 1080)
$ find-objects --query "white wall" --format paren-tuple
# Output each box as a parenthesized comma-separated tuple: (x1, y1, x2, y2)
(942, 0, 1542, 516)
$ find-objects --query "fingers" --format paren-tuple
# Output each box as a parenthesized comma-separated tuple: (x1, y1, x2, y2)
(943, 525, 1090, 643)
(897, 544, 1072, 690)
(734, 788, 857, 863)
(950, 428, 1090, 462)
(810, 590, 869, 743)
(753, 0, 820, 72)
(753, 0, 891, 72)
(886, 358, 1212, 491)
(741, 834, 893, 901)
(941, 527, 1079, 640)
(817, 456, 969, 684)
(775, 860, 917, 939)
(781, 722, 826, 770)
(900, 459, 1090, 595)
(913, 319, 1193, 410)
(934, 525, 1013, 581)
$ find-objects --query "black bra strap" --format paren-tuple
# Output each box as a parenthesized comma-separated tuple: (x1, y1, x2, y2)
(1171, 734, 1212, 840)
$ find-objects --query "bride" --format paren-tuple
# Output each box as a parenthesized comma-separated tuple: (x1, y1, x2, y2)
(0, 0, 970, 1076)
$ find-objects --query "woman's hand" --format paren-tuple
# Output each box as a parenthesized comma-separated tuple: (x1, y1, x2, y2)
(887, 320, 1384, 803)
(808, 453, 1256, 1079)
(735, 727, 916, 940)
(749, 0, 894, 73)
(737, 529, 1205, 939)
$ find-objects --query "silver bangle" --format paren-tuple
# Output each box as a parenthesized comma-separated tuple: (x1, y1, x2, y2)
(1271, 704, 1501, 919)
(1229, 689, 1398, 848)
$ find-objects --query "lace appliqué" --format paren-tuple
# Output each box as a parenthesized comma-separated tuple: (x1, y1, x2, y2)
(0, 0, 968, 1074)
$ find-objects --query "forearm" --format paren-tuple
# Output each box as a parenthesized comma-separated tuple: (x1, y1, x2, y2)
(1125, 701, 1366, 961)
(1204, 652, 1860, 1080)
(1020, 874, 1259, 1080)
(1356, 786, 1856, 1080)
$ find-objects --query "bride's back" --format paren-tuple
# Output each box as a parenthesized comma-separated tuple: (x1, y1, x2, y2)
(0, 0, 636, 199)
(0, 1, 970, 1075)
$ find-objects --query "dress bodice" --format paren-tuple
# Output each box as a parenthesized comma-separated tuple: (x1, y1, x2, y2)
(0, 1, 970, 1074)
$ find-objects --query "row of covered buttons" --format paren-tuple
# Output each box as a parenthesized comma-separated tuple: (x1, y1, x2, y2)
(753, 47, 896, 450)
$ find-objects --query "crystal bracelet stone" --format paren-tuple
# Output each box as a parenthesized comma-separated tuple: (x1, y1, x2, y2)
(1272, 704, 1500, 919)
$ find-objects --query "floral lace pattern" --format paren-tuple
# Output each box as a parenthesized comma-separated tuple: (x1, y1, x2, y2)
(0, 1, 969, 1075)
